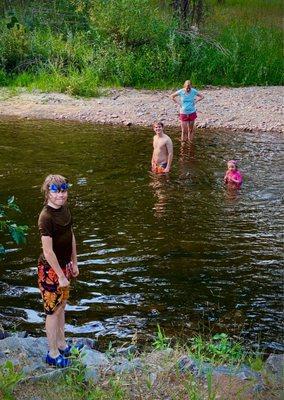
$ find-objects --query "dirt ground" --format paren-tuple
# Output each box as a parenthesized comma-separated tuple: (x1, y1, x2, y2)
(0, 86, 283, 133)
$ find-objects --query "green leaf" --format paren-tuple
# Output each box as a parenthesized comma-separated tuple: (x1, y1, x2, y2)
(8, 202, 21, 212)
(8, 224, 28, 244)
(213, 333, 227, 340)
(0, 196, 28, 252)
(7, 196, 15, 205)
(0, 221, 8, 231)
(7, 196, 21, 212)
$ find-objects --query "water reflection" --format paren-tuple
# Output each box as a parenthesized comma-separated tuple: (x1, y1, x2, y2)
(149, 173, 170, 218)
(179, 141, 196, 180)
(224, 184, 242, 202)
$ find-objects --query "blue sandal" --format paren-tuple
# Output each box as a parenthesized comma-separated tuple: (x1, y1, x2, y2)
(59, 342, 84, 357)
(46, 352, 71, 367)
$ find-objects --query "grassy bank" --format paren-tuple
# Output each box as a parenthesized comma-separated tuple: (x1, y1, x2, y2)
(1, 331, 280, 400)
(0, 0, 282, 96)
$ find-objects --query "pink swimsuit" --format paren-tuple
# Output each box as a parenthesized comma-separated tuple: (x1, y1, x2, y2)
(225, 170, 243, 185)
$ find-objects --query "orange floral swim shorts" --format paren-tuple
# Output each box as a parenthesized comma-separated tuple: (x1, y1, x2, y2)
(38, 262, 72, 315)
(153, 162, 167, 174)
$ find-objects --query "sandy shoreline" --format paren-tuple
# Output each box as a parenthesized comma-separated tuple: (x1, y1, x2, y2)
(0, 86, 283, 133)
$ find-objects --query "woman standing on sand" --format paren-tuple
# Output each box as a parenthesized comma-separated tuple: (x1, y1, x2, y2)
(171, 80, 204, 142)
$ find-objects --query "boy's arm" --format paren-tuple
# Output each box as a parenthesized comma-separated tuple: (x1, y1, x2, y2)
(41, 236, 69, 287)
(151, 137, 156, 169)
(71, 231, 79, 277)
(164, 139, 173, 172)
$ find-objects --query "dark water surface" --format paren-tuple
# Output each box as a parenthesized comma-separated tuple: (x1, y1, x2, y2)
(0, 118, 283, 351)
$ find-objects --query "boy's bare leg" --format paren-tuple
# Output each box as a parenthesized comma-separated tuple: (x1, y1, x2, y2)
(57, 301, 68, 350)
(46, 312, 60, 358)
(46, 301, 67, 357)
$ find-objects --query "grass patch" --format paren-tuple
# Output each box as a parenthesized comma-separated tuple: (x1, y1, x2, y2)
(207, 0, 283, 29)
(0, 1, 282, 93)
(16, 69, 100, 97)
(152, 324, 171, 350)
(0, 360, 24, 400)
(188, 333, 246, 364)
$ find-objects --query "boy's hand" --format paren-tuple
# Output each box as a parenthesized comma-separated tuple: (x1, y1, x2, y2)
(58, 275, 70, 288)
(71, 263, 79, 278)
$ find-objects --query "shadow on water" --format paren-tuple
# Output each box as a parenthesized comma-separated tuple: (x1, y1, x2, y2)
(0, 118, 283, 351)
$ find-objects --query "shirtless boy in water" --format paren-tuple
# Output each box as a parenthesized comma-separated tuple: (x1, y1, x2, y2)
(151, 122, 173, 174)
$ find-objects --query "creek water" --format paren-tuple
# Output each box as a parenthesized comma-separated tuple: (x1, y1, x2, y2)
(0, 118, 283, 351)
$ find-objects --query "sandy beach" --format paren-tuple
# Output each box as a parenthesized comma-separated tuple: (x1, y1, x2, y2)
(0, 86, 283, 133)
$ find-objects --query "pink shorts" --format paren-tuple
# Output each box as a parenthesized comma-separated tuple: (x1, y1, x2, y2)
(179, 112, 197, 122)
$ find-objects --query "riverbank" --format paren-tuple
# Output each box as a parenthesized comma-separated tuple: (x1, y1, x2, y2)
(0, 86, 283, 133)
(0, 333, 283, 400)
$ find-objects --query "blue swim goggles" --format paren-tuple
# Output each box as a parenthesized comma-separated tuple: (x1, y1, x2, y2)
(49, 182, 69, 193)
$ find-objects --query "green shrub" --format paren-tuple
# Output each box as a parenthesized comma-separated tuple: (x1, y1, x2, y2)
(89, 0, 173, 47)
(0, 360, 24, 400)
(0, 23, 30, 72)
(0, 0, 282, 92)
(188, 333, 245, 364)
(0, 69, 9, 85)
(153, 324, 171, 350)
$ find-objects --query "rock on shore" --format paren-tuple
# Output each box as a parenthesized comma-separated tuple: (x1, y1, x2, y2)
(0, 334, 283, 393)
(0, 86, 283, 133)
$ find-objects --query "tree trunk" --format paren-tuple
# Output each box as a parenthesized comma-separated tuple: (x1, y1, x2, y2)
(172, 0, 204, 27)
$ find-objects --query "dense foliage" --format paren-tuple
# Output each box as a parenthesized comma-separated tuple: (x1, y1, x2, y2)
(0, 0, 282, 94)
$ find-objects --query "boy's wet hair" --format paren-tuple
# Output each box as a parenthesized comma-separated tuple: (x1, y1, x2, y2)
(41, 174, 68, 202)
(153, 121, 164, 128)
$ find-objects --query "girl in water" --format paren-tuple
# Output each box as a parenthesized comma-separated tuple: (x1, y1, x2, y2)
(224, 160, 243, 187)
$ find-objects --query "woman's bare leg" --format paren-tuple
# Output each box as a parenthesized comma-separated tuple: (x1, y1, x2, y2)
(181, 121, 189, 141)
(188, 121, 195, 141)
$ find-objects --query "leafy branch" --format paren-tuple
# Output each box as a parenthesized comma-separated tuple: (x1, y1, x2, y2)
(0, 195, 28, 254)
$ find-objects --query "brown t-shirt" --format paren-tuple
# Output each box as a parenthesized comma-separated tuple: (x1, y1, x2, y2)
(38, 204, 73, 267)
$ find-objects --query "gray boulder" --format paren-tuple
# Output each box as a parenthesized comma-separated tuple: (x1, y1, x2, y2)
(265, 354, 284, 383)
(0, 336, 47, 361)
(80, 348, 109, 368)
(178, 356, 261, 380)
(80, 348, 110, 383)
